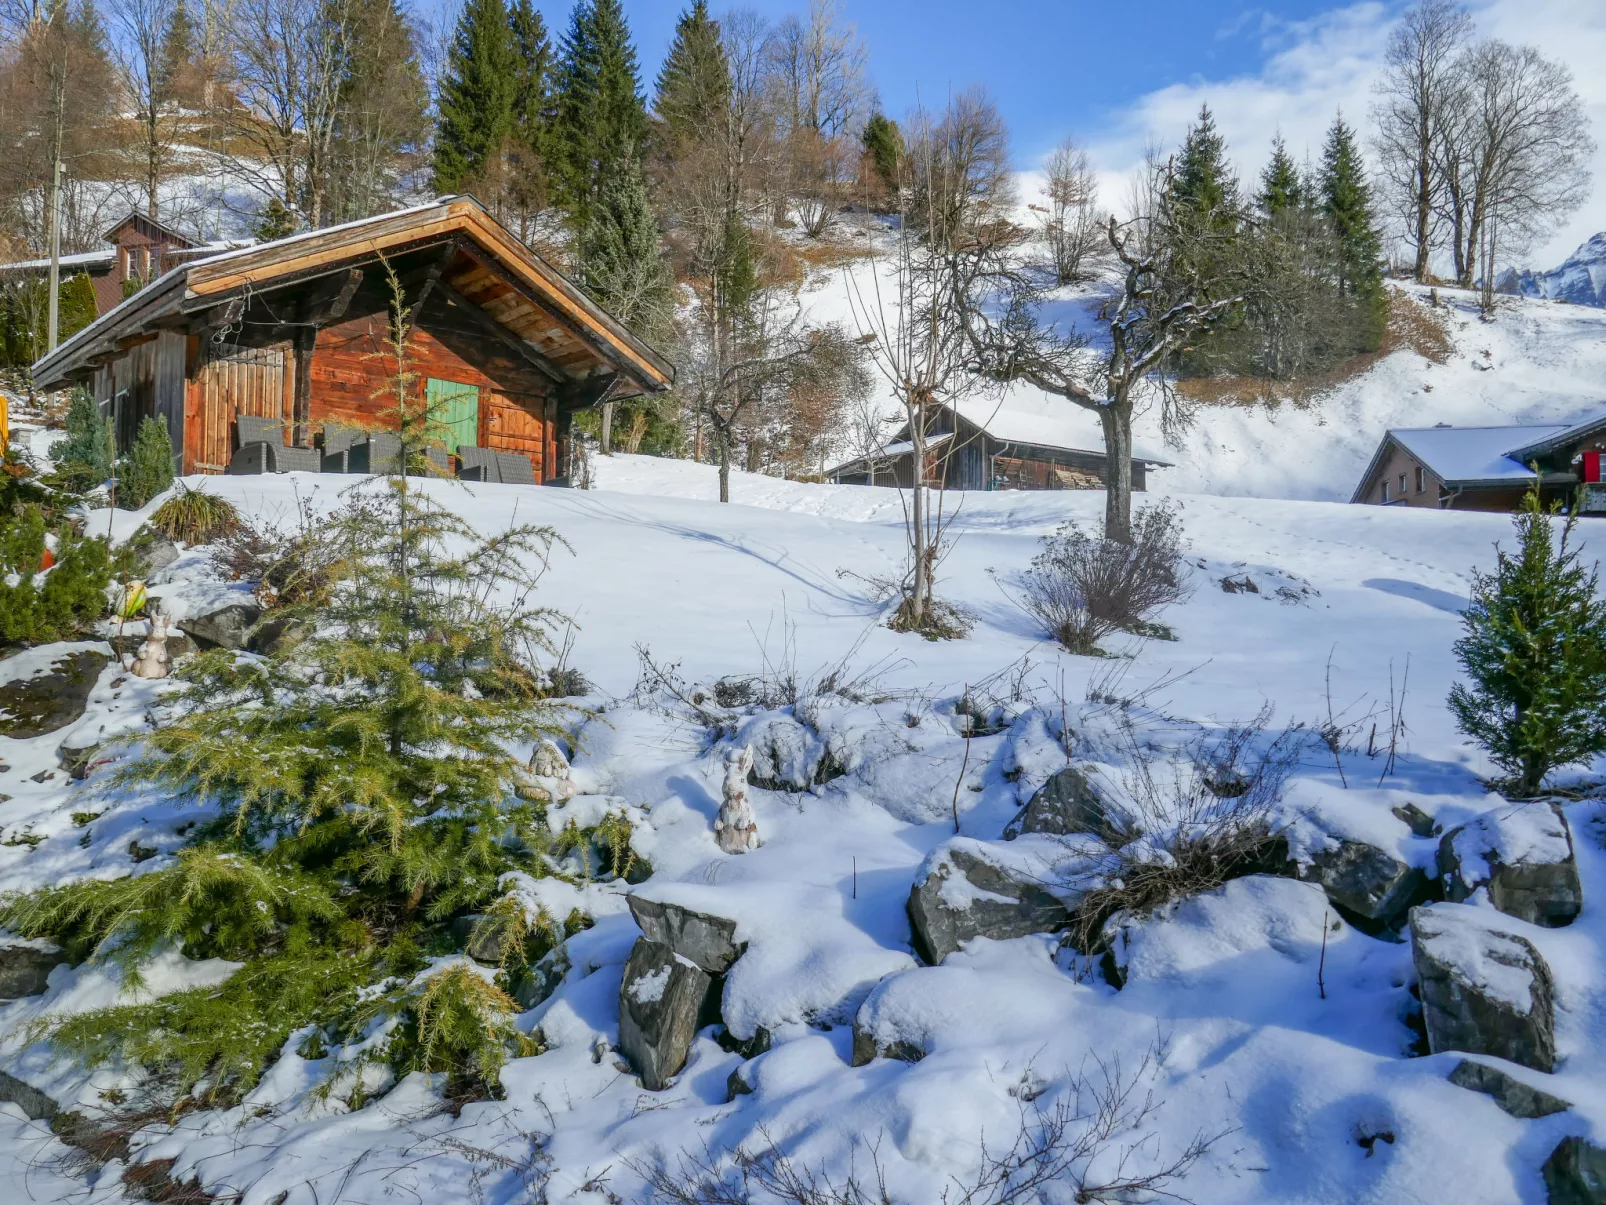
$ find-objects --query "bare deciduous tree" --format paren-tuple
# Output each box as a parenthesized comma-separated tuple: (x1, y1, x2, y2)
(109, 0, 179, 220)
(1372, 0, 1471, 283)
(1035, 134, 1103, 285)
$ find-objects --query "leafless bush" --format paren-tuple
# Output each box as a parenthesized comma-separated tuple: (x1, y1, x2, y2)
(628, 1045, 1225, 1204)
(1069, 707, 1306, 954)
(1018, 501, 1190, 655)
(208, 493, 341, 612)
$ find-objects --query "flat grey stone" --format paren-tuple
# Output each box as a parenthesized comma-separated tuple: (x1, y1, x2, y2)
(1440, 803, 1582, 928)
(0, 943, 67, 999)
(1004, 766, 1118, 841)
(1298, 838, 1431, 932)
(181, 603, 262, 651)
(0, 650, 109, 739)
(1448, 1059, 1570, 1118)
(627, 895, 745, 974)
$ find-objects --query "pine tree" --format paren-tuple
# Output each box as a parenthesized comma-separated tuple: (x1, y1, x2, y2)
(433, 0, 518, 195)
(1319, 112, 1385, 347)
(52, 388, 113, 488)
(862, 112, 901, 191)
(551, 0, 649, 231)
(653, 1, 728, 145)
(1450, 483, 1606, 796)
(1171, 104, 1240, 225)
(1257, 135, 1302, 217)
(156, 0, 197, 105)
(327, 0, 430, 222)
(580, 157, 672, 340)
(255, 196, 299, 241)
(119, 416, 175, 510)
(509, 0, 554, 161)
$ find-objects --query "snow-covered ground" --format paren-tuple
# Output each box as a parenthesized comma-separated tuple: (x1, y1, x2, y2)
(1, 455, 1603, 1204)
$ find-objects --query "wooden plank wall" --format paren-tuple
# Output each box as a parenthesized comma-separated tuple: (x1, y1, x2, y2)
(308, 301, 555, 479)
(188, 344, 289, 473)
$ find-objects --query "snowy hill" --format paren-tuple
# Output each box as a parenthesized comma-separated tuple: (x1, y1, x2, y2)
(3, 467, 1606, 1204)
(1504, 233, 1606, 309)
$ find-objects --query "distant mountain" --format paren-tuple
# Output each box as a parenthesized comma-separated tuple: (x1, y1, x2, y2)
(1500, 233, 1606, 307)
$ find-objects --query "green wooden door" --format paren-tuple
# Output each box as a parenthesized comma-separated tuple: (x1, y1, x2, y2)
(427, 379, 480, 453)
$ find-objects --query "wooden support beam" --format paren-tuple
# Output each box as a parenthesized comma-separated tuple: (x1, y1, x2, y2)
(301, 267, 363, 324)
(453, 240, 625, 378)
(292, 326, 314, 447)
(404, 241, 457, 330)
(433, 278, 568, 385)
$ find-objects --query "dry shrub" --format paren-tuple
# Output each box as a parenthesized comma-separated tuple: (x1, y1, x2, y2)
(1019, 501, 1189, 655)
(209, 494, 341, 611)
(1176, 289, 1453, 410)
(1068, 708, 1305, 957)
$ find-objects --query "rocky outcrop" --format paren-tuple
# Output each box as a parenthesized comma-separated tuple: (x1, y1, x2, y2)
(1439, 803, 1582, 928)
(1296, 838, 1432, 933)
(0, 649, 109, 739)
(907, 840, 1070, 964)
(128, 532, 179, 578)
(1447, 1059, 1570, 1118)
(181, 602, 262, 651)
(1004, 766, 1120, 842)
(743, 714, 827, 791)
(627, 896, 745, 974)
(616, 938, 713, 1090)
(1410, 904, 1556, 1072)
(0, 942, 68, 999)
(1544, 1137, 1606, 1205)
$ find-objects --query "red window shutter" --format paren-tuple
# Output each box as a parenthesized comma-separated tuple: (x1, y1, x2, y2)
(1585, 451, 1601, 484)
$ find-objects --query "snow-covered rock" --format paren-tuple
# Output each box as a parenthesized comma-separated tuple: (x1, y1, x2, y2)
(1543, 1136, 1606, 1204)
(0, 938, 66, 1000)
(1446, 1059, 1570, 1119)
(740, 712, 828, 791)
(1296, 837, 1431, 933)
(0, 645, 111, 740)
(1438, 802, 1582, 928)
(1002, 763, 1121, 841)
(1409, 904, 1557, 1073)
(906, 837, 1081, 964)
(178, 601, 261, 650)
(626, 893, 745, 974)
(616, 938, 712, 1091)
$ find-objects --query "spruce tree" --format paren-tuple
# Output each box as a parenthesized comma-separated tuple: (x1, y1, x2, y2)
(1257, 135, 1302, 217)
(551, 0, 649, 231)
(653, 1, 728, 145)
(1319, 113, 1385, 347)
(434, 0, 518, 195)
(580, 157, 672, 340)
(119, 416, 175, 510)
(862, 112, 901, 191)
(509, 0, 554, 168)
(52, 388, 113, 488)
(1450, 483, 1606, 796)
(156, 0, 196, 104)
(1171, 104, 1241, 226)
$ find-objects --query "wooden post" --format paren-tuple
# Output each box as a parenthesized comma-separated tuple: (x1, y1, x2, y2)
(292, 327, 314, 447)
(600, 400, 614, 455)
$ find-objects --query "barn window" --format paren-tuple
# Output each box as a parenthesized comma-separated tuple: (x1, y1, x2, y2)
(1415, 466, 1425, 493)
(1398, 472, 1406, 494)
(1380, 479, 1389, 503)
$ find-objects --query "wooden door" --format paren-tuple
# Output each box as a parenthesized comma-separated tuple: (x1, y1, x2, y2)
(192, 345, 288, 473)
(483, 390, 546, 480)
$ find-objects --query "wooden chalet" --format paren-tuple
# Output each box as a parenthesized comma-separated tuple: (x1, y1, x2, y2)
(827, 399, 1169, 492)
(30, 197, 674, 482)
(1351, 417, 1606, 513)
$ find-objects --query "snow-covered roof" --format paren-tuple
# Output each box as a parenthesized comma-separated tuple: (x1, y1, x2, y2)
(949, 398, 1172, 466)
(1389, 424, 1570, 483)
(0, 248, 114, 272)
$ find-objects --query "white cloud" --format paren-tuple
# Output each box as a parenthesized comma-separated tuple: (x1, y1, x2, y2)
(1070, 0, 1606, 270)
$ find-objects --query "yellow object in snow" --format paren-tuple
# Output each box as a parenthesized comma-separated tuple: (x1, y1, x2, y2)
(118, 580, 148, 618)
(0, 393, 9, 453)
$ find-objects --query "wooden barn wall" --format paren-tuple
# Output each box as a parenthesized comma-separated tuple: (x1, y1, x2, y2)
(186, 343, 290, 473)
(307, 296, 556, 478)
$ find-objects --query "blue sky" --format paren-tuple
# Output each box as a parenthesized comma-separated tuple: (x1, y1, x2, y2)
(506, 0, 1606, 267)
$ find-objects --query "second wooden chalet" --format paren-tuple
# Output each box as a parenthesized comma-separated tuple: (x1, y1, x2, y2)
(30, 197, 674, 482)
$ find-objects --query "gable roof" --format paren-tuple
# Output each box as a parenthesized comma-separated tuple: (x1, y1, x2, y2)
(31, 196, 675, 396)
(1350, 423, 1571, 502)
(102, 210, 199, 248)
(948, 399, 1172, 466)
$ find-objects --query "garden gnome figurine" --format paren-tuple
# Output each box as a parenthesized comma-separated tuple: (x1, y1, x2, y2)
(130, 613, 170, 680)
(714, 745, 761, 853)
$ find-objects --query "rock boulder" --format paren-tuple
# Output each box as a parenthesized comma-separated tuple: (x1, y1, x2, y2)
(907, 840, 1070, 964)
(0, 649, 109, 739)
(181, 602, 262, 651)
(1296, 837, 1431, 933)
(0, 942, 68, 999)
(1004, 766, 1120, 842)
(616, 938, 712, 1090)
(1544, 1137, 1606, 1205)
(1447, 1059, 1570, 1118)
(627, 895, 745, 974)
(1439, 802, 1582, 927)
(1410, 904, 1556, 1072)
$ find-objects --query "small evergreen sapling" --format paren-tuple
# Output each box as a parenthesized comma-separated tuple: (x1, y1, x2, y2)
(0, 505, 111, 645)
(51, 389, 114, 491)
(119, 416, 175, 509)
(1449, 483, 1606, 796)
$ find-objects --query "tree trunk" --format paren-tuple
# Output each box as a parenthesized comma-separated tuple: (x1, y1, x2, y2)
(1099, 403, 1133, 543)
(717, 430, 731, 503)
(1413, 142, 1432, 283)
(908, 396, 928, 624)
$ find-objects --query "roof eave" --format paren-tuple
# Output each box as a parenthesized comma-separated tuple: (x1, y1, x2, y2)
(30, 268, 189, 388)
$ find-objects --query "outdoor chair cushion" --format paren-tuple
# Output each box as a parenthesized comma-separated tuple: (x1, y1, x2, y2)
(494, 451, 536, 485)
(235, 415, 286, 450)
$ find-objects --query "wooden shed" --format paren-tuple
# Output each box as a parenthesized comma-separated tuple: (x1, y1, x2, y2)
(30, 197, 674, 482)
(826, 398, 1168, 492)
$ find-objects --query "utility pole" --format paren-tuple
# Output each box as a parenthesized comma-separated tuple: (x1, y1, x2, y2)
(46, 154, 63, 352)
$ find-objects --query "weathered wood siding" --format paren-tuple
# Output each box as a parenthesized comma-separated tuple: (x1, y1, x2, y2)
(187, 344, 290, 473)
